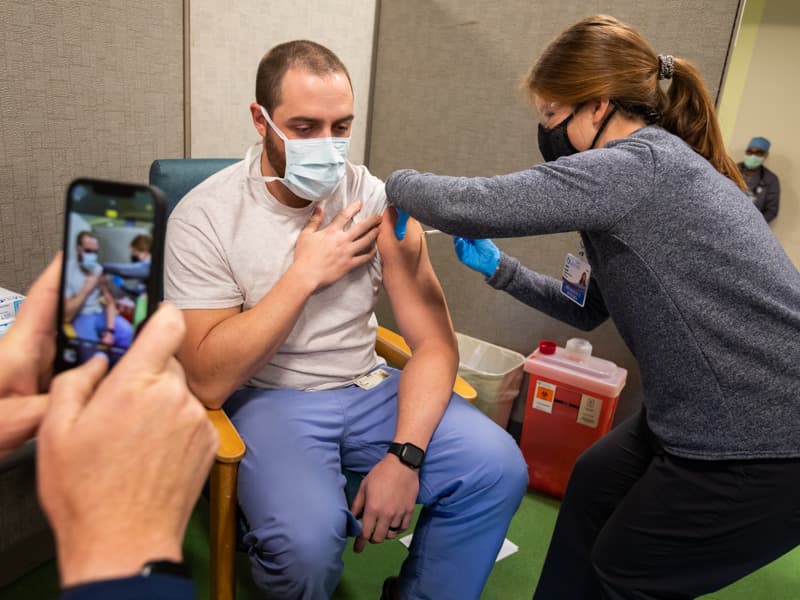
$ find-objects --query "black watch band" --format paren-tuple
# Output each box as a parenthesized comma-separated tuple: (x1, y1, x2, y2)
(387, 442, 425, 470)
(140, 560, 191, 580)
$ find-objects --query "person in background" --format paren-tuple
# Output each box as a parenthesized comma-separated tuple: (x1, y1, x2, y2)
(103, 234, 153, 324)
(0, 254, 217, 599)
(103, 233, 153, 281)
(737, 136, 780, 222)
(386, 14, 800, 600)
(64, 231, 134, 349)
(129, 233, 152, 264)
(165, 40, 527, 600)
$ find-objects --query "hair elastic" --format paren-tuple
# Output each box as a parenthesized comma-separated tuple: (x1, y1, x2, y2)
(658, 54, 674, 80)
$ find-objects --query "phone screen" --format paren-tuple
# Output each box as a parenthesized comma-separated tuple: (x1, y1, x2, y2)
(57, 179, 164, 370)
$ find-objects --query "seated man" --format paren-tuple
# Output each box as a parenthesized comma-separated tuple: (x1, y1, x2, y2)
(64, 231, 134, 351)
(165, 40, 527, 600)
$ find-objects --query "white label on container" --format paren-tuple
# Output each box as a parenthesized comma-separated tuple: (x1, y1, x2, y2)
(577, 394, 602, 428)
(532, 380, 556, 414)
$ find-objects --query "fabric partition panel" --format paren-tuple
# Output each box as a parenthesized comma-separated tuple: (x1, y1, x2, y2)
(0, 1, 184, 293)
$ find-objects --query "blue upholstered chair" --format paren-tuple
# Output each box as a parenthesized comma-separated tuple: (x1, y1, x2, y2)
(149, 158, 476, 600)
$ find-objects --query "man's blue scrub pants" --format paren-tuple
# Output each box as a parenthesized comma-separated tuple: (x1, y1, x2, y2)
(225, 366, 528, 600)
(72, 312, 134, 347)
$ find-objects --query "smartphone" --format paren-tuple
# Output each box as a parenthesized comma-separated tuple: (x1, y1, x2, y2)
(55, 178, 166, 371)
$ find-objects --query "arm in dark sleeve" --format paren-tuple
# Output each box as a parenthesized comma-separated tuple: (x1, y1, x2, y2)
(487, 253, 609, 331)
(59, 574, 195, 600)
(102, 262, 151, 279)
(762, 175, 780, 222)
(385, 145, 653, 239)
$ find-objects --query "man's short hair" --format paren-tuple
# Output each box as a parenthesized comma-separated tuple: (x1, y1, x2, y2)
(255, 40, 352, 114)
(76, 231, 96, 247)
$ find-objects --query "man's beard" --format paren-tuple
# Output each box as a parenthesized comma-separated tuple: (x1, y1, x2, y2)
(265, 131, 286, 178)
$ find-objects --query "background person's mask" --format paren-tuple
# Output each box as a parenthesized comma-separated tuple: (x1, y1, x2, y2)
(255, 106, 350, 201)
(743, 154, 765, 170)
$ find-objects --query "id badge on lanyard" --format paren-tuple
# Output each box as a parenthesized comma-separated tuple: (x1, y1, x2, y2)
(561, 235, 591, 307)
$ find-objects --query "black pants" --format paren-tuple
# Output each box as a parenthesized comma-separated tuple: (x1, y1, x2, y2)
(533, 410, 800, 600)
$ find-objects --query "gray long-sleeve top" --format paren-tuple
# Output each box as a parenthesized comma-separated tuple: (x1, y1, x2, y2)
(386, 126, 800, 461)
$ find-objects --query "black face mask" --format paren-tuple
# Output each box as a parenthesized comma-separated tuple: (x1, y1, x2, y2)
(537, 113, 578, 162)
(537, 105, 618, 162)
(130, 255, 141, 263)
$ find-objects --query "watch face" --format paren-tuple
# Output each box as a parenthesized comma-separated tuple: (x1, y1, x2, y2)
(400, 443, 424, 468)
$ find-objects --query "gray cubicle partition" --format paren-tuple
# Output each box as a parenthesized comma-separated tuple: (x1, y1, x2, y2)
(367, 0, 743, 423)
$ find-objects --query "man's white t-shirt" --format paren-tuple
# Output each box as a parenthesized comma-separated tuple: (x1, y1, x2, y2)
(65, 259, 102, 315)
(165, 144, 388, 391)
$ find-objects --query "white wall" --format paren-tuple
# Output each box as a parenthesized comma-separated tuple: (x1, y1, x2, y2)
(721, 0, 800, 267)
(188, 0, 377, 163)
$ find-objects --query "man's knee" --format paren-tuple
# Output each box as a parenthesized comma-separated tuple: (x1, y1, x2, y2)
(113, 316, 134, 347)
(245, 508, 348, 595)
(495, 435, 529, 498)
(470, 426, 529, 501)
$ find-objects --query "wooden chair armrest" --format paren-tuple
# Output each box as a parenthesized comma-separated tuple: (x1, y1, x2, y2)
(375, 326, 476, 402)
(206, 408, 246, 463)
(375, 325, 412, 369)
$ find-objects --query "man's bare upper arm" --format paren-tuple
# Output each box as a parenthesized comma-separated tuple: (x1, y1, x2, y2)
(377, 208, 454, 351)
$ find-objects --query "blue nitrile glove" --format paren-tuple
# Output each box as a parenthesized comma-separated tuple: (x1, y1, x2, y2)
(454, 237, 501, 278)
(394, 208, 411, 240)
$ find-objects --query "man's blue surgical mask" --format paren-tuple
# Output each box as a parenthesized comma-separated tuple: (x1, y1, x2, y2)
(255, 106, 350, 201)
(80, 250, 103, 274)
(743, 154, 764, 170)
(80, 251, 98, 269)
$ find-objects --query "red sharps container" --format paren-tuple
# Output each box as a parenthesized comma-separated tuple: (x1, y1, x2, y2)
(521, 338, 627, 498)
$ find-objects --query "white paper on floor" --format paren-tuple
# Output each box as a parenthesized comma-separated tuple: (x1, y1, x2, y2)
(398, 535, 519, 562)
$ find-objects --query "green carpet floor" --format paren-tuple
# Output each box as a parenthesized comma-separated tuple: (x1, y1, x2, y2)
(2, 491, 798, 599)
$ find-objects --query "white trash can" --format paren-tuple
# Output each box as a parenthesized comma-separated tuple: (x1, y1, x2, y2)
(456, 332, 525, 429)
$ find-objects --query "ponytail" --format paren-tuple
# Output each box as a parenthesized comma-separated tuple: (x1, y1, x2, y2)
(661, 58, 746, 191)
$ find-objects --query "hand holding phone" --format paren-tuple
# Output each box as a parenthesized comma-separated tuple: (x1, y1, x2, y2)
(0, 254, 62, 460)
(39, 303, 218, 588)
(56, 179, 166, 371)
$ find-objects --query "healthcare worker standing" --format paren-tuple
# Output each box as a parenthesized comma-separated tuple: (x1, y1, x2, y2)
(386, 15, 800, 600)
(737, 136, 780, 222)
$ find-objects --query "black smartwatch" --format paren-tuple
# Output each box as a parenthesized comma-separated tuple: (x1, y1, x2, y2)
(140, 560, 191, 579)
(387, 442, 425, 470)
